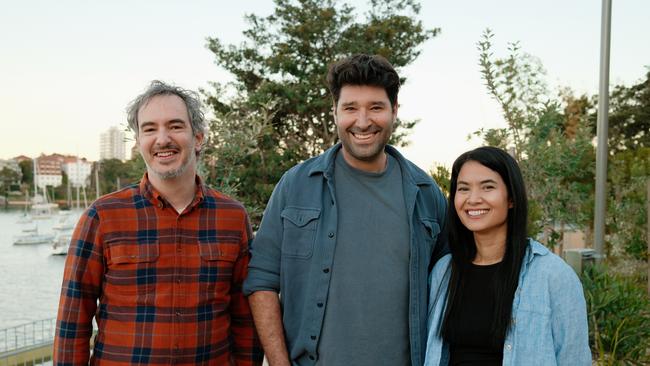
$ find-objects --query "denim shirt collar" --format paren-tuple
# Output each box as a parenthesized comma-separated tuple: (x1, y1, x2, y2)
(307, 143, 433, 187)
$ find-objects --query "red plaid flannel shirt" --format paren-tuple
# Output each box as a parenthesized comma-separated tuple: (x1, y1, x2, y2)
(53, 174, 262, 365)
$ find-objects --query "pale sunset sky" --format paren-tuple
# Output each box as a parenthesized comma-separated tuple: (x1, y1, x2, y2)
(1, 0, 649, 169)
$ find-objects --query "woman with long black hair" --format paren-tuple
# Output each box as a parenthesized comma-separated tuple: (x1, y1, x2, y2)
(424, 146, 591, 365)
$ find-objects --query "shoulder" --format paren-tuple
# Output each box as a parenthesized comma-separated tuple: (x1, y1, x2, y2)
(203, 186, 247, 213)
(526, 240, 582, 290)
(91, 184, 140, 212)
(273, 153, 328, 195)
(388, 148, 435, 185)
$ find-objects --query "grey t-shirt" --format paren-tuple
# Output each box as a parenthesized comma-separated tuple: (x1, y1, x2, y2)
(315, 151, 411, 366)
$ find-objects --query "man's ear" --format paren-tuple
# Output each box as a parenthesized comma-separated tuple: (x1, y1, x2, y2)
(194, 132, 205, 152)
(332, 102, 338, 124)
(392, 99, 399, 119)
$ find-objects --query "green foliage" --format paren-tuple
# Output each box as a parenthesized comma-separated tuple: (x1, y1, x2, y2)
(204, 0, 437, 226)
(606, 148, 650, 260)
(429, 164, 450, 197)
(0, 167, 21, 196)
(91, 156, 144, 197)
(582, 264, 650, 364)
(475, 29, 595, 245)
(600, 70, 650, 152)
(18, 160, 33, 191)
(200, 100, 286, 222)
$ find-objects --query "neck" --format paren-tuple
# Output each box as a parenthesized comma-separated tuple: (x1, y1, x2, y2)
(147, 167, 197, 213)
(341, 148, 388, 173)
(472, 229, 507, 265)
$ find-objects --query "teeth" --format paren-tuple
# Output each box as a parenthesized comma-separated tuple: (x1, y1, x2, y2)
(467, 209, 488, 217)
(156, 151, 174, 157)
(352, 132, 374, 140)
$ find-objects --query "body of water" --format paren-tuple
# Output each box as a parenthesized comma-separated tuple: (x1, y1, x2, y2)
(0, 209, 81, 330)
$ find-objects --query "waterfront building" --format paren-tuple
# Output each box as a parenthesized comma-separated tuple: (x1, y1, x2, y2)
(99, 126, 126, 161)
(35, 154, 63, 189)
(62, 157, 92, 188)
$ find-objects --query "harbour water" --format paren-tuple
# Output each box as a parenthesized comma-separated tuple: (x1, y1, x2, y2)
(0, 209, 80, 330)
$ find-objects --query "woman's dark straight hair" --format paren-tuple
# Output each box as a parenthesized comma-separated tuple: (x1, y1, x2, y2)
(440, 146, 529, 345)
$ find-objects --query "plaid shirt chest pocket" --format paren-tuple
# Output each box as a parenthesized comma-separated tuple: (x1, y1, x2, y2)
(198, 241, 240, 296)
(280, 207, 321, 259)
(105, 239, 160, 297)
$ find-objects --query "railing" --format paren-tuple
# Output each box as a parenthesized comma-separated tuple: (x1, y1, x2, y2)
(0, 318, 56, 354)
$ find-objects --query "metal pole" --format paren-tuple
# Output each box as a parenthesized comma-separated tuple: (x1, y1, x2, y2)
(594, 0, 612, 259)
(647, 180, 649, 296)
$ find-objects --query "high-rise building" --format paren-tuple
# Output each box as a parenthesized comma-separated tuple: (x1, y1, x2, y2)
(100, 126, 126, 161)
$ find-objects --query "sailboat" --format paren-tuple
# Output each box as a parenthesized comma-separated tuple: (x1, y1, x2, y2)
(30, 157, 59, 219)
(13, 225, 55, 245)
(16, 191, 34, 224)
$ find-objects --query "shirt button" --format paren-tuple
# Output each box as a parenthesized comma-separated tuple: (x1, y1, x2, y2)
(157, 202, 163, 208)
(175, 310, 182, 316)
(176, 278, 181, 284)
(328, 232, 334, 238)
(323, 268, 330, 273)
(505, 344, 512, 351)
(317, 302, 323, 308)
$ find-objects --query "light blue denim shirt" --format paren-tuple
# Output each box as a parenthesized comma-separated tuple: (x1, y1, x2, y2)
(243, 144, 448, 366)
(425, 239, 592, 366)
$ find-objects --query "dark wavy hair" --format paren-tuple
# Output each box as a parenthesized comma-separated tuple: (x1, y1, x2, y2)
(326, 54, 400, 109)
(441, 146, 529, 345)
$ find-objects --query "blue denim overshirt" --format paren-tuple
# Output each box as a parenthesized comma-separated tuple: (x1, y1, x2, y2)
(424, 239, 591, 366)
(243, 144, 448, 366)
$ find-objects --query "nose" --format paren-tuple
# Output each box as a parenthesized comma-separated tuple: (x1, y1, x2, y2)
(154, 128, 172, 145)
(355, 109, 371, 129)
(467, 189, 482, 204)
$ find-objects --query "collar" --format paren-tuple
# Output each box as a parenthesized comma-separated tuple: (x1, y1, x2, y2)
(139, 173, 205, 210)
(525, 239, 550, 264)
(307, 143, 432, 186)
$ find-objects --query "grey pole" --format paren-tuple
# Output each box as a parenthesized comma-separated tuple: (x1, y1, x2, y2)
(594, 0, 612, 259)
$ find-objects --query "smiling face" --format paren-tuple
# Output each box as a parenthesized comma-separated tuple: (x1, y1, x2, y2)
(454, 160, 512, 240)
(334, 84, 397, 172)
(136, 94, 203, 183)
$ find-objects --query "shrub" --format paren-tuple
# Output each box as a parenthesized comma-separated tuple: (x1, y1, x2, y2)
(581, 264, 650, 364)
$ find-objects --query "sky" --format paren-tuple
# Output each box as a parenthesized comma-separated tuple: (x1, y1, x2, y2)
(1, 0, 649, 170)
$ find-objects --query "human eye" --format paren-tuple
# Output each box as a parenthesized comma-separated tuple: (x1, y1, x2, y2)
(170, 122, 186, 130)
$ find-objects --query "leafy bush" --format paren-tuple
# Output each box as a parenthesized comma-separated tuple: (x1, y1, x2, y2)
(581, 264, 650, 364)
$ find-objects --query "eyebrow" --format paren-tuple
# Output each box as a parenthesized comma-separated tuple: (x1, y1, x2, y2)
(339, 100, 387, 107)
(139, 119, 187, 129)
(457, 179, 499, 185)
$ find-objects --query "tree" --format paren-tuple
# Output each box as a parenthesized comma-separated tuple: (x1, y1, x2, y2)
(91, 157, 144, 197)
(606, 147, 650, 260)
(429, 164, 450, 197)
(601, 70, 650, 152)
(586, 72, 650, 259)
(0, 167, 21, 196)
(203, 0, 438, 225)
(475, 29, 595, 248)
(19, 159, 33, 193)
